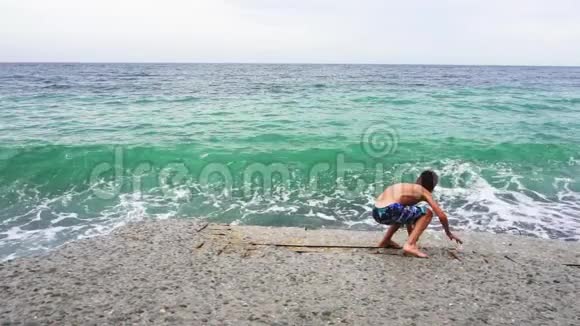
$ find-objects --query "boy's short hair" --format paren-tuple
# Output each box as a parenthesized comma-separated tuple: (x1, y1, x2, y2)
(416, 170, 438, 192)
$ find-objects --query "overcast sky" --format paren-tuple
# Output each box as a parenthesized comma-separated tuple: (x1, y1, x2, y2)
(1, 0, 579, 65)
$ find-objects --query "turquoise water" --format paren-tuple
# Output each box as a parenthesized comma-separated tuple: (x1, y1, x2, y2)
(1, 63, 579, 260)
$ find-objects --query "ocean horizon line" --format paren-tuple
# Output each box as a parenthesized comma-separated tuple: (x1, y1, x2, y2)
(1, 61, 579, 68)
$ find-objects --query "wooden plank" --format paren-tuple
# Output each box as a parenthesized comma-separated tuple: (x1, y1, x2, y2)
(251, 242, 383, 249)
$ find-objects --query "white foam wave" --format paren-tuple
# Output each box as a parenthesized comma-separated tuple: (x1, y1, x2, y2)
(1, 159, 579, 261)
(436, 161, 580, 239)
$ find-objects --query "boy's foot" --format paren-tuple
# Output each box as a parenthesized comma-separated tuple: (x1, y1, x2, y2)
(403, 243, 428, 258)
(381, 240, 402, 249)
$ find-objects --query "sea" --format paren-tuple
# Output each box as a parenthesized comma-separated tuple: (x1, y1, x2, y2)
(1, 63, 579, 260)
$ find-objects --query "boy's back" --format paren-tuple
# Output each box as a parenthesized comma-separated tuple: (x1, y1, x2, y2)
(375, 183, 425, 208)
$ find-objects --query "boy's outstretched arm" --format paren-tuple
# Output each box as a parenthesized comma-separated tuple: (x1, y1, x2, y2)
(423, 191, 463, 244)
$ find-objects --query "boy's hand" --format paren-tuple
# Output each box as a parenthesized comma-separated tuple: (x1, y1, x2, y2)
(447, 232, 463, 244)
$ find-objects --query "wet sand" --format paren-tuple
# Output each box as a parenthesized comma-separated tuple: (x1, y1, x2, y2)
(1, 220, 579, 325)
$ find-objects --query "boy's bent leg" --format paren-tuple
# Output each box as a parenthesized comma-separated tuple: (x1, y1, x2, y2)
(406, 224, 414, 236)
(406, 224, 423, 248)
(403, 209, 433, 258)
(378, 224, 402, 248)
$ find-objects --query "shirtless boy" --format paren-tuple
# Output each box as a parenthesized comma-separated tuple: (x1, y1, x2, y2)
(373, 170, 462, 258)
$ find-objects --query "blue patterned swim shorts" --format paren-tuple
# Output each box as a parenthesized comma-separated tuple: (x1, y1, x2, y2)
(372, 203, 427, 225)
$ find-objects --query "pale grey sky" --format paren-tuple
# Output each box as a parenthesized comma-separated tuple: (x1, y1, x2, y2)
(1, 0, 579, 65)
